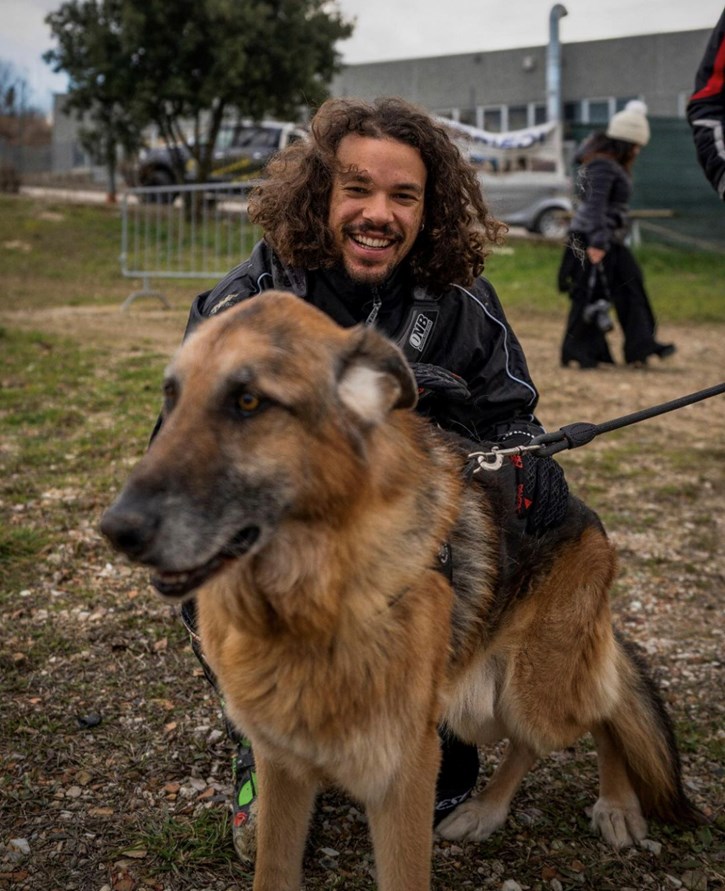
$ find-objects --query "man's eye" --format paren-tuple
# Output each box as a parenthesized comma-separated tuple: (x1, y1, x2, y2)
(237, 392, 262, 414)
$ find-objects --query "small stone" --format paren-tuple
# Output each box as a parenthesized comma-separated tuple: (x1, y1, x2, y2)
(681, 869, 708, 891)
(501, 881, 523, 891)
(88, 806, 114, 817)
(4, 838, 30, 861)
(640, 838, 662, 855)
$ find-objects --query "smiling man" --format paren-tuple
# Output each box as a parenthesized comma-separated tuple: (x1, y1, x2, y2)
(168, 96, 570, 865)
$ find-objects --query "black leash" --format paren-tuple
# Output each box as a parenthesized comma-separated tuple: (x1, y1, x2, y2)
(532, 381, 725, 456)
(471, 382, 725, 470)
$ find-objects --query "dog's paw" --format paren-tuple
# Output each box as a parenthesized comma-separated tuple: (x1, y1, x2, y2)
(436, 797, 508, 842)
(590, 796, 647, 849)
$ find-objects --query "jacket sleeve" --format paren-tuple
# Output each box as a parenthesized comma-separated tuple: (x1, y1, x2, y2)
(575, 159, 619, 251)
(423, 280, 544, 444)
(687, 10, 725, 200)
(182, 253, 271, 339)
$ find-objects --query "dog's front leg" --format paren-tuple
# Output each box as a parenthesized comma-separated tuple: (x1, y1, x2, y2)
(252, 751, 317, 891)
(366, 726, 440, 891)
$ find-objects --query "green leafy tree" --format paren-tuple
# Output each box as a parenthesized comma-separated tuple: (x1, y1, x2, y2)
(45, 0, 353, 189)
(44, 1, 147, 200)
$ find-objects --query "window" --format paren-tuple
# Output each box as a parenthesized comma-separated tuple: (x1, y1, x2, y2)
(483, 107, 503, 132)
(533, 104, 547, 125)
(615, 96, 638, 111)
(508, 105, 528, 130)
(587, 100, 610, 125)
(564, 101, 583, 123)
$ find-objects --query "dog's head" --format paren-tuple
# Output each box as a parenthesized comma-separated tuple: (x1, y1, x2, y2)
(100, 291, 418, 599)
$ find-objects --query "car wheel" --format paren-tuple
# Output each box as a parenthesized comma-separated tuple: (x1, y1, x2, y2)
(534, 207, 570, 240)
(140, 169, 178, 204)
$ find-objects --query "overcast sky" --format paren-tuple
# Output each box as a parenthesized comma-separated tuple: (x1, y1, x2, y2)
(2, 0, 721, 112)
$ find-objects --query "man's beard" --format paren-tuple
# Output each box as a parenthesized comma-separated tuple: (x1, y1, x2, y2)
(337, 223, 404, 286)
(342, 257, 395, 286)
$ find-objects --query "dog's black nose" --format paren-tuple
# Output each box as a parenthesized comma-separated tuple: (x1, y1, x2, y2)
(100, 504, 160, 561)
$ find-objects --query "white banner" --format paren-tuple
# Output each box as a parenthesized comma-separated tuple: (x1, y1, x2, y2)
(436, 118, 564, 174)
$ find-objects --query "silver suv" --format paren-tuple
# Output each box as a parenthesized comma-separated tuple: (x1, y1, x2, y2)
(480, 171, 572, 239)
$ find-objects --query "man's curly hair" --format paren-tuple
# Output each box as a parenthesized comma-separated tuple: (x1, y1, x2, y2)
(248, 97, 507, 292)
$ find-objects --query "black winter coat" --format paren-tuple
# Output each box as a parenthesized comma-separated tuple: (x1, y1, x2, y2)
(568, 156, 632, 252)
(687, 8, 725, 200)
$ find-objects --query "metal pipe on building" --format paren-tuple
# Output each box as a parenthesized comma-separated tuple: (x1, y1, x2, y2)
(546, 4, 568, 124)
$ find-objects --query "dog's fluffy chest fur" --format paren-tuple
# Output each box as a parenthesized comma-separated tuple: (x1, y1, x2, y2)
(197, 565, 454, 800)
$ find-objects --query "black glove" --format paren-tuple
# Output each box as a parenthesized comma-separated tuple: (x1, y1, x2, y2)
(507, 451, 569, 535)
(411, 363, 471, 405)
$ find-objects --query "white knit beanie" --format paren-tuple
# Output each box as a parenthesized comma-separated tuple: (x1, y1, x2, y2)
(606, 100, 650, 147)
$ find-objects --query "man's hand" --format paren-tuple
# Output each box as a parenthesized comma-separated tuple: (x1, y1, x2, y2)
(411, 363, 471, 404)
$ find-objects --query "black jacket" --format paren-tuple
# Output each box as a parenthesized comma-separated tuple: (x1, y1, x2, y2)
(569, 156, 632, 252)
(184, 240, 543, 445)
(687, 9, 725, 200)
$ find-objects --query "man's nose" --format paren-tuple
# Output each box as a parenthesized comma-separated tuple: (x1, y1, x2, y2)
(361, 192, 394, 225)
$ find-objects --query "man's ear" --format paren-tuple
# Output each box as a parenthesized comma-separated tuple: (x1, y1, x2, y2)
(337, 326, 418, 426)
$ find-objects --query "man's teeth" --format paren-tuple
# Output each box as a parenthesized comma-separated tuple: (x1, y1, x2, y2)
(353, 234, 393, 248)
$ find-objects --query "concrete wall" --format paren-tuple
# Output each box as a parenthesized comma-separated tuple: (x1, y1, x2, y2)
(332, 28, 712, 120)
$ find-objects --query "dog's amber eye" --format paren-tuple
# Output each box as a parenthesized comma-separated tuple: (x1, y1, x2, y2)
(163, 380, 178, 412)
(237, 392, 262, 414)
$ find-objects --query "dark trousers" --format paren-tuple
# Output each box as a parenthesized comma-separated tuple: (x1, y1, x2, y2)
(559, 237, 662, 366)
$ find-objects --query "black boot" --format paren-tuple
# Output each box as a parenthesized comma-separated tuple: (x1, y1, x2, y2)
(434, 730, 480, 825)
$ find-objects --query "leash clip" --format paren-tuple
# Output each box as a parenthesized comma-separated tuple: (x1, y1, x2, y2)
(468, 443, 542, 473)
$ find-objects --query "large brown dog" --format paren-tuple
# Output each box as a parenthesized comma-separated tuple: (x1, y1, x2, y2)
(101, 291, 697, 891)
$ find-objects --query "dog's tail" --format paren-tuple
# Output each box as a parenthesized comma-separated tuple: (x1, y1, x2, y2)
(605, 631, 704, 825)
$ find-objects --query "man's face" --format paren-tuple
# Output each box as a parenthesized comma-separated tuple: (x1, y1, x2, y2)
(328, 134, 427, 286)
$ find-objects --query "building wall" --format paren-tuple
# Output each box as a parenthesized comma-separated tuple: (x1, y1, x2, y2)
(331, 28, 711, 124)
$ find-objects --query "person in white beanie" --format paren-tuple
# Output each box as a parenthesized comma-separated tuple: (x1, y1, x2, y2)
(557, 100, 676, 368)
(606, 99, 651, 147)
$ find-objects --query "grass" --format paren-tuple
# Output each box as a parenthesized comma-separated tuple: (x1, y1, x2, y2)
(0, 194, 218, 309)
(486, 235, 723, 322)
(1, 193, 723, 318)
(0, 326, 165, 594)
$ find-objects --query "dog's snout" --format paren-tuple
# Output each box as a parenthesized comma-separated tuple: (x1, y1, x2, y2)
(100, 502, 160, 561)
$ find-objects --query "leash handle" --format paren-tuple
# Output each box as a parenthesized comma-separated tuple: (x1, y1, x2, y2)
(529, 423, 598, 456)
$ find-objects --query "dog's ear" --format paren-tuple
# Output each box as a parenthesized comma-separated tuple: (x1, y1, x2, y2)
(337, 326, 418, 425)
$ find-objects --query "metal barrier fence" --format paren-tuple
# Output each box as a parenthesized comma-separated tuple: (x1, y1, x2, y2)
(120, 181, 263, 310)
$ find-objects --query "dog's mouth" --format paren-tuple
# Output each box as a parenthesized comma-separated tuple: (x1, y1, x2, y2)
(150, 526, 260, 599)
